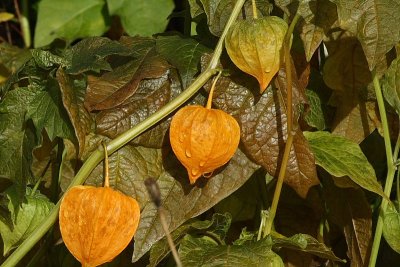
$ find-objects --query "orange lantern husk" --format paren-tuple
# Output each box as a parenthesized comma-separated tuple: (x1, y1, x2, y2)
(59, 185, 140, 267)
(169, 75, 241, 184)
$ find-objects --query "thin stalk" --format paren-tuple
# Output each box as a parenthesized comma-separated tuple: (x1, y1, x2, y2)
(252, 0, 258, 19)
(206, 71, 222, 109)
(263, 13, 300, 237)
(0, 1, 246, 266)
(368, 70, 396, 267)
(159, 207, 182, 267)
(102, 142, 110, 188)
(183, 0, 191, 36)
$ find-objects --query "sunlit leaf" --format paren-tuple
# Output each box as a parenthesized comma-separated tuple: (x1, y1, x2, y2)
(149, 213, 232, 267)
(34, 0, 109, 48)
(106, 0, 175, 37)
(179, 235, 284, 267)
(304, 131, 386, 198)
(26, 82, 75, 141)
(383, 203, 400, 254)
(0, 88, 38, 201)
(382, 57, 400, 115)
(0, 186, 54, 255)
(305, 89, 327, 130)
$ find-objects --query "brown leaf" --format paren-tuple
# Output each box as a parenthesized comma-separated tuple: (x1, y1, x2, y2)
(82, 134, 260, 261)
(324, 177, 372, 267)
(323, 37, 375, 143)
(95, 70, 182, 148)
(205, 56, 318, 198)
(57, 68, 92, 157)
(85, 38, 170, 111)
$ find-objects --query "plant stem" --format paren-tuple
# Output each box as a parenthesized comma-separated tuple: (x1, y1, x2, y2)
(263, 13, 300, 237)
(206, 71, 222, 109)
(368, 70, 395, 267)
(252, 0, 258, 19)
(159, 207, 183, 267)
(0, 1, 246, 266)
(102, 142, 110, 188)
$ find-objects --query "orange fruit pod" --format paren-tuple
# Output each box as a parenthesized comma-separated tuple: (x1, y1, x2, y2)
(59, 143, 140, 267)
(169, 98, 240, 184)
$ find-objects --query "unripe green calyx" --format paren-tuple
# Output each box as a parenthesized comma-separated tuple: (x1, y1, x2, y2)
(225, 16, 288, 93)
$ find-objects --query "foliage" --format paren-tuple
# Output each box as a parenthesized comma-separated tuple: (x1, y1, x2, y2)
(0, 0, 400, 266)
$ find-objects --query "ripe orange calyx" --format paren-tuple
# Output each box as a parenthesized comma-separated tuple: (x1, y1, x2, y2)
(169, 105, 240, 184)
(59, 186, 140, 267)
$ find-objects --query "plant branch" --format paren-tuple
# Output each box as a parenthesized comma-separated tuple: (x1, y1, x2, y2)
(0, 1, 246, 266)
(263, 13, 300, 237)
(368, 70, 395, 267)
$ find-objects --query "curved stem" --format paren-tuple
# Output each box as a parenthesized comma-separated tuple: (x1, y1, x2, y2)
(0, 1, 246, 266)
(263, 13, 300, 237)
(102, 142, 110, 188)
(206, 71, 222, 109)
(368, 70, 395, 267)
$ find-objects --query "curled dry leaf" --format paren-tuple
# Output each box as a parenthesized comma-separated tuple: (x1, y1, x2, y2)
(169, 105, 240, 184)
(225, 16, 288, 93)
(59, 186, 140, 267)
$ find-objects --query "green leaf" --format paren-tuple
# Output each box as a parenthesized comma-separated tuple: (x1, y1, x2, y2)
(83, 139, 260, 262)
(199, 0, 273, 36)
(0, 12, 14, 23)
(382, 57, 400, 115)
(106, 0, 175, 37)
(298, 0, 337, 61)
(0, 186, 54, 255)
(31, 49, 70, 69)
(149, 213, 232, 267)
(26, 82, 75, 141)
(272, 234, 344, 262)
(383, 203, 400, 254)
(330, 0, 400, 70)
(304, 131, 387, 198)
(65, 37, 131, 74)
(0, 88, 38, 201)
(34, 0, 109, 48)
(156, 35, 211, 89)
(304, 89, 327, 130)
(179, 235, 284, 267)
(57, 68, 92, 157)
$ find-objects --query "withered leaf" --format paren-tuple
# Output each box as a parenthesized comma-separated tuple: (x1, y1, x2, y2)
(83, 135, 260, 262)
(95, 70, 182, 148)
(323, 38, 375, 143)
(85, 40, 170, 111)
(205, 56, 319, 198)
(56, 68, 92, 157)
(298, 0, 338, 61)
(324, 178, 372, 267)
